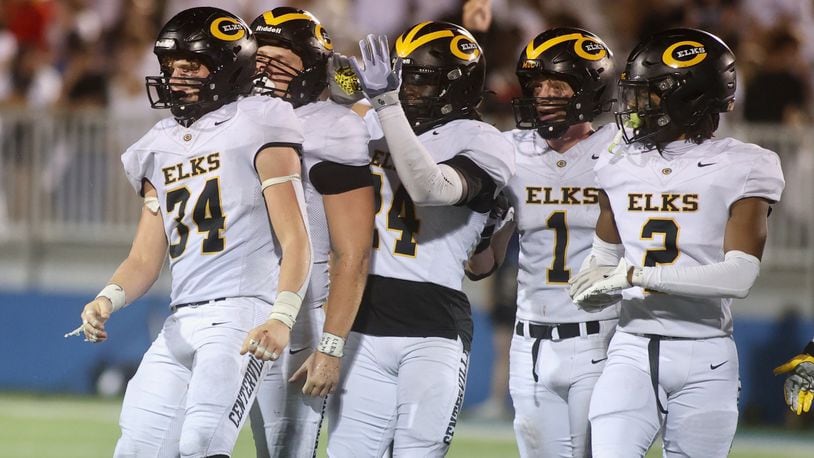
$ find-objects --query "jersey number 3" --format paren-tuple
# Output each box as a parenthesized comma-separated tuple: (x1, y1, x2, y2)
(641, 218, 680, 266)
(166, 178, 226, 258)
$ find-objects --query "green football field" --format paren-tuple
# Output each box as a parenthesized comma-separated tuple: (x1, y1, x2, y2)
(1, 393, 811, 457)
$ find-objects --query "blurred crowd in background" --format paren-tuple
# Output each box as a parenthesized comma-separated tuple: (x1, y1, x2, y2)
(1, 0, 813, 430)
(1, 0, 813, 126)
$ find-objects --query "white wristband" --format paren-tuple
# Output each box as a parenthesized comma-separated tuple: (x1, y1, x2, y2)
(317, 332, 345, 357)
(268, 291, 303, 329)
(97, 284, 126, 312)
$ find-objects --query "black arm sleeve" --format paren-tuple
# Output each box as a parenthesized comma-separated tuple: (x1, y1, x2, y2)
(441, 155, 497, 213)
(309, 161, 373, 195)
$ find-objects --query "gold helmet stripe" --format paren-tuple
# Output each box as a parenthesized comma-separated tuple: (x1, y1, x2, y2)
(262, 11, 314, 26)
(662, 41, 707, 68)
(395, 21, 454, 58)
(525, 33, 607, 61)
(210, 17, 246, 41)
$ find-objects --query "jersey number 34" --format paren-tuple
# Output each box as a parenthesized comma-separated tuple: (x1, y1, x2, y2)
(166, 178, 226, 258)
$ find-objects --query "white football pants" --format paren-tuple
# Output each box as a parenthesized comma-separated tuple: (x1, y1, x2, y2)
(589, 330, 739, 458)
(250, 265, 327, 458)
(113, 297, 272, 458)
(327, 333, 469, 458)
(510, 319, 616, 458)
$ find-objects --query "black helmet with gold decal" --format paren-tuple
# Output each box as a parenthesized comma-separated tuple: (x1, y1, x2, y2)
(394, 21, 485, 132)
(146, 7, 257, 126)
(250, 7, 333, 107)
(512, 27, 614, 139)
(615, 28, 736, 146)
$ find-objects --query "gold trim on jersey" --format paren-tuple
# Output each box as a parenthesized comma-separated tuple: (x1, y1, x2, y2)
(640, 217, 681, 267)
(546, 210, 571, 284)
(524, 33, 607, 61)
(166, 185, 192, 259)
(210, 17, 246, 42)
(198, 177, 227, 256)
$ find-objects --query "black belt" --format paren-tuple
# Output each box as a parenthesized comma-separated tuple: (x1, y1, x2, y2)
(515, 320, 601, 340)
(173, 297, 227, 310)
(516, 320, 601, 382)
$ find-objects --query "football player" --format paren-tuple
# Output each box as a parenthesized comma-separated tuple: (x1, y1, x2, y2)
(774, 338, 814, 415)
(569, 29, 785, 457)
(327, 22, 515, 456)
(466, 27, 618, 457)
(247, 7, 374, 458)
(75, 7, 311, 457)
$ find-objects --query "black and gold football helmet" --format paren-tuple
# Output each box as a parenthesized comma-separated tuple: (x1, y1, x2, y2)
(146, 7, 256, 126)
(250, 7, 333, 107)
(393, 21, 485, 132)
(512, 27, 614, 139)
(616, 28, 736, 146)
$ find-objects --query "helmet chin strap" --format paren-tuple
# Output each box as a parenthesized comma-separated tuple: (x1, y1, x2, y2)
(537, 122, 569, 139)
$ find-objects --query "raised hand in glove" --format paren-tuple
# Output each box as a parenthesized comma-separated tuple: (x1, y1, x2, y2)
(350, 34, 402, 110)
(328, 53, 364, 105)
(774, 351, 814, 415)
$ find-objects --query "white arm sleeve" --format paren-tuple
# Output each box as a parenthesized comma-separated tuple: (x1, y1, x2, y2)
(375, 104, 465, 206)
(582, 234, 625, 269)
(635, 250, 760, 299)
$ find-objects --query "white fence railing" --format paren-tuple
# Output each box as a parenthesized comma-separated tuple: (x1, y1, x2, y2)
(724, 124, 814, 270)
(0, 110, 811, 271)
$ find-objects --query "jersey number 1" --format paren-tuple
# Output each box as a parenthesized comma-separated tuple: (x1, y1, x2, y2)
(547, 211, 570, 283)
(166, 178, 226, 258)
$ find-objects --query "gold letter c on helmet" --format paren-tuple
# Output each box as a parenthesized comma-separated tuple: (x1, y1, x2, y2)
(662, 41, 707, 68)
(210, 17, 246, 42)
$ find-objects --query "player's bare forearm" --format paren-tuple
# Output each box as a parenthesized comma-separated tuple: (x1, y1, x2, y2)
(324, 248, 370, 336)
(322, 187, 374, 337)
(724, 197, 770, 259)
(76, 185, 167, 342)
(596, 190, 622, 244)
(259, 146, 312, 295)
(489, 221, 516, 267)
(110, 185, 167, 303)
(466, 221, 515, 278)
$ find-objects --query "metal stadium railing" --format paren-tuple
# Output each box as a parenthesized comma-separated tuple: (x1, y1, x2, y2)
(0, 110, 810, 272)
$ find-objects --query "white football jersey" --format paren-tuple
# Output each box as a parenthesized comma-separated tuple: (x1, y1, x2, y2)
(505, 124, 620, 323)
(121, 96, 304, 307)
(364, 111, 515, 291)
(596, 136, 785, 338)
(297, 100, 371, 305)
